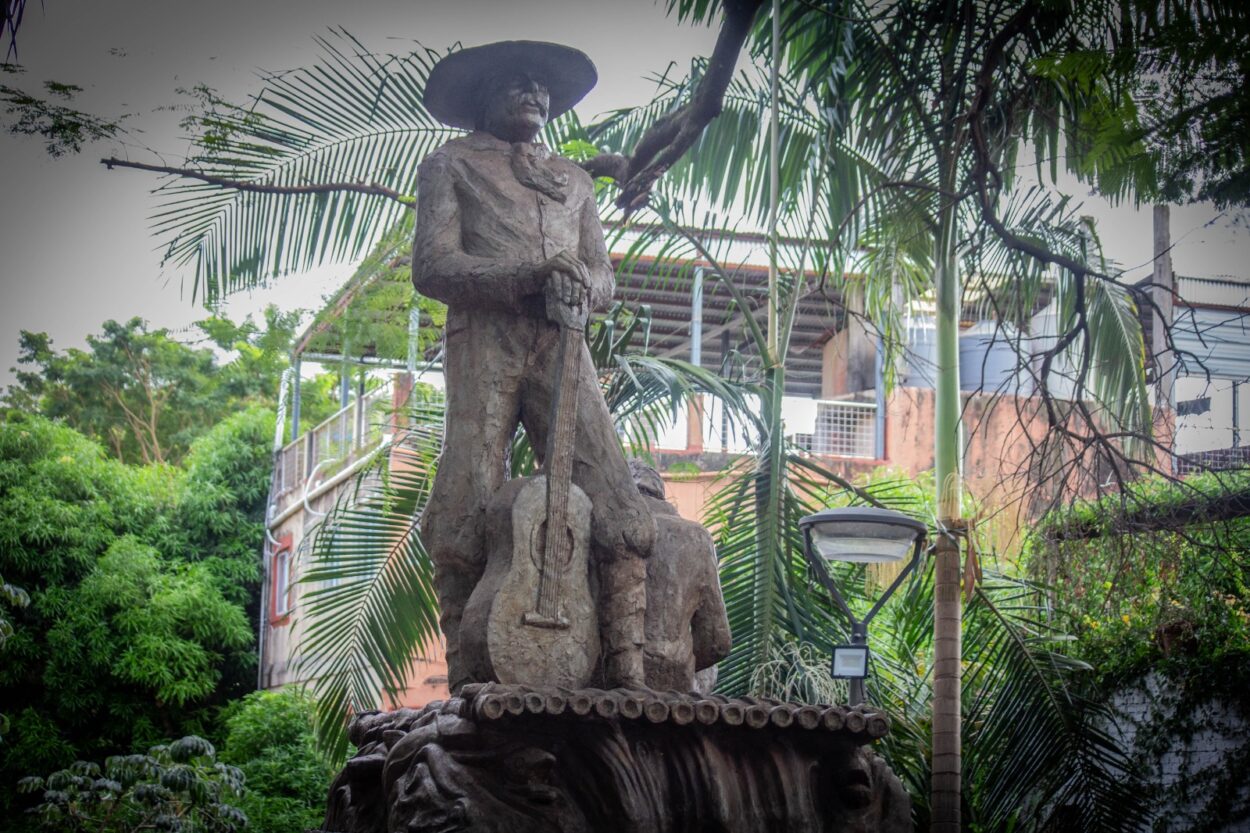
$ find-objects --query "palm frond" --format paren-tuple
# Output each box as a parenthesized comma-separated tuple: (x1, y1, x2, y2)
(1083, 274, 1151, 452)
(605, 352, 762, 451)
(293, 398, 445, 761)
(962, 576, 1152, 832)
(153, 29, 460, 303)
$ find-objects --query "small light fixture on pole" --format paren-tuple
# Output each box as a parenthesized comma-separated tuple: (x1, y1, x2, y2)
(799, 507, 927, 706)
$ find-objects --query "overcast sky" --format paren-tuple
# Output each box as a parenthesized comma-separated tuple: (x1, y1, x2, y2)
(1, 0, 1247, 388)
(0, 0, 723, 384)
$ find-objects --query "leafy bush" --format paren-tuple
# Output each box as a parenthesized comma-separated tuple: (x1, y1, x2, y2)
(1030, 470, 1250, 688)
(221, 690, 331, 833)
(18, 736, 247, 833)
(1031, 471, 1250, 830)
(157, 407, 275, 616)
(0, 412, 271, 814)
(0, 572, 30, 743)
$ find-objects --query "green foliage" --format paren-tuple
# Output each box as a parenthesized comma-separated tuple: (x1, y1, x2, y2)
(1035, 467, 1250, 541)
(293, 371, 347, 436)
(712, 463, 1148, 831)
(298, 216, 446, 364)
(1114, 0, 1250, 207)
(586, 11, 1166, 824)
(0, 573, 31, 649)
(19, 736, 247, 833)
(0, 570, 30, 743)
(3, 525, 252, 783)
(160, 407, 276, 611)
(220, 690, 331, 833)
(0, 412, 157, 595)
(0, 411, 274, 815)
(1031, 473, 1250, 686)
(0, 67, 122, 156)
(45, 536, 251, 707)
(1032, 470, 1250, 830)
(4, 308, 316, 466)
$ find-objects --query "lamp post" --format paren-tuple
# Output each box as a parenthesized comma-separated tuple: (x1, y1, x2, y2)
(799, 507, 926, 705)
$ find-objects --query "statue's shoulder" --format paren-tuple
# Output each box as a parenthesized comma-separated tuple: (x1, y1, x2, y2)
(549, 153, 594, 187)
(422, 135, 478, 167)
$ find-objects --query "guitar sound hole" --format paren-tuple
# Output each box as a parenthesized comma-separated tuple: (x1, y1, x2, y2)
(530, 521, 577, 571)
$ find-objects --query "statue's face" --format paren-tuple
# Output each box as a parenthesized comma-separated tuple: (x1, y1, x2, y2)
(480, 72, 550, 142)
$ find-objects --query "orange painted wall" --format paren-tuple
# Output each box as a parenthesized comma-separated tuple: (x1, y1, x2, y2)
(656, 387, 1083, 553)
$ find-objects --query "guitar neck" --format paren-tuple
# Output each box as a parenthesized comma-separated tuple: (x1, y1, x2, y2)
(546, 322, 582, 493)
(534, 320, 583, 622)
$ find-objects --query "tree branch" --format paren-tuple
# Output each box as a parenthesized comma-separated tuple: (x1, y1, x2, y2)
(581, 0, 768, 214)
(100, 157, 414, 208)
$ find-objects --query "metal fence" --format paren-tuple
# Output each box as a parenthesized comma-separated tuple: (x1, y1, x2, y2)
(1176, 445, 1250, 476)
(271, 380, 395, 500)
(808, 399, 877, 459)
(272, 436, 306, 500)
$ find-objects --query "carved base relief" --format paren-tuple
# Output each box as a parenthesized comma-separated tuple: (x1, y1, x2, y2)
(321, 685, 912, 833)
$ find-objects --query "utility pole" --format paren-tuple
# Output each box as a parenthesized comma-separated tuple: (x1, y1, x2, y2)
(1153, 205, 1176, 473)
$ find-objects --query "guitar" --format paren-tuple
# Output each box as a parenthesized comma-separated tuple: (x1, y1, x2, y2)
(459, 288, 599, 689)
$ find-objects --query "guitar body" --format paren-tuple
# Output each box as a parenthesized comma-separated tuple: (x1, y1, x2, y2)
(460, 293, 597, 690)
(460, 474, 599, 688)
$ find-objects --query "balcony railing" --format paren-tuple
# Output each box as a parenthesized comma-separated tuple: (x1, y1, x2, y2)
(272, 380, 395, 501)
(800, 399, 878, 459)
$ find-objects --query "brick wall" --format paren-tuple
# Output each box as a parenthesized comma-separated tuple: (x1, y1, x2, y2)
(1108, 672, 1250, 830)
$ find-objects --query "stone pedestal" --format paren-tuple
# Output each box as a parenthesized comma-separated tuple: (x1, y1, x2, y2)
(320, 684, 912, 833)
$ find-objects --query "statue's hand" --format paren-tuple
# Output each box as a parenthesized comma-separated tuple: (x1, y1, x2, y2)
(537, 250, 590, 321)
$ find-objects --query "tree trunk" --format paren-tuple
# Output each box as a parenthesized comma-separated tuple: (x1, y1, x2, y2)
(750, 0, 786, 685)
(751, 366, 786, 679)
(931, 195, 962, 832)
(931, 530, 961, 830)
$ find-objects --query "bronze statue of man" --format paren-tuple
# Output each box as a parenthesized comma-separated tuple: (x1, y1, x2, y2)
(413, 41, 656, 691)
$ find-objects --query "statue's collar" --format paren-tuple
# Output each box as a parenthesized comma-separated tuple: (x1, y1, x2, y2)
(464, 130, 549, 156)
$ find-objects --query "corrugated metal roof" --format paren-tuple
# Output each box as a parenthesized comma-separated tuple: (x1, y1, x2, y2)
(611, 257, 844, 398)
(1176, 275, 1250, 309)
(1173, 306, 1250, 381)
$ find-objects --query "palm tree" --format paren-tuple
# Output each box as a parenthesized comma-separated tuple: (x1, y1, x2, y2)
(547, 44, 1153, 823)
(631, 4, 1159, 828)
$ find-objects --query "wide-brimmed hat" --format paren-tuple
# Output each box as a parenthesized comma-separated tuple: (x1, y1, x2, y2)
(423, 41, 597, 131)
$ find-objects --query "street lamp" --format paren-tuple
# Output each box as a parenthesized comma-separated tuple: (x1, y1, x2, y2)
(799, 507, 927, 706)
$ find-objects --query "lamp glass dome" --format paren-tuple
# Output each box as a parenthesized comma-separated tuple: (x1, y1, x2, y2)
(800, 508, 925, 564)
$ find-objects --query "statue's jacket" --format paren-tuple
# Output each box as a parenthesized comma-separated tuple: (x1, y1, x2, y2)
(412, 130, 616, 328)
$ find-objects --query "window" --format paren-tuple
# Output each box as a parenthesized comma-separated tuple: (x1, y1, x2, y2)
(271, 545, 292, 621)
(1177, 396, 1211, 417)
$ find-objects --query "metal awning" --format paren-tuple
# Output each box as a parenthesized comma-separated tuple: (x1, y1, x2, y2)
(611, 257, 845, 398)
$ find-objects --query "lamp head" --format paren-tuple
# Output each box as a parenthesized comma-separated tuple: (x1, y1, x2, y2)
(799, 507, 926, 564)
(831, 644, 870, 679)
